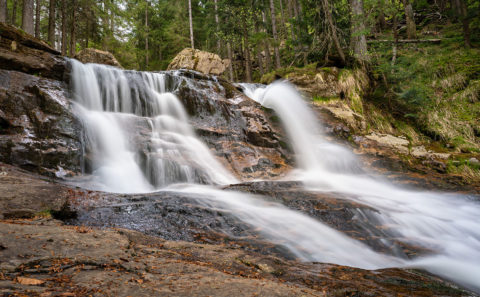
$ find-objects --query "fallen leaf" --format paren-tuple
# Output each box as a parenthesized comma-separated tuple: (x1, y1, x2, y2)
(15, 276, 45, 286)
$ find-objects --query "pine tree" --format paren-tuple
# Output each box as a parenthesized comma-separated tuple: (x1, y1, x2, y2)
(22, 0, 35, 35)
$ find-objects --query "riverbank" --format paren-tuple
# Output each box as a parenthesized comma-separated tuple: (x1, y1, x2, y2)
(1, 164, 475, 296)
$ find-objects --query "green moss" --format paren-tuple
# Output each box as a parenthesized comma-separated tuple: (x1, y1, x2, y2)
(35, 209, 53, 218)
(370, 24, 480, 147)
(313, 96, 339, 102)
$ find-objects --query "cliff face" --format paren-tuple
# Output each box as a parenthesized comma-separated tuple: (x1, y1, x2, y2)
(0, 23, 82, 177)
(0, 23, 291, 180)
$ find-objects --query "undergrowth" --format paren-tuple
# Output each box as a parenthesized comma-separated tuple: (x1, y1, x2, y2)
(370, 23, 480, 151)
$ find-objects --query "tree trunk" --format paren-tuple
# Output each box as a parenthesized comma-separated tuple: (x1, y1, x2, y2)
(377, 0, 387, 32)
(243, 16, 252, 82)
(85, 19, 89, 49)
(145, 1, 149, 69)
(391, 13, 398, 68)
(261, 11, 272, 73)
(22, 0, 35, 35)
(188, 0, 194, 49)
(48, 0, 56, 46)
(350, 0, 369, 64)
(0, 0, 7, 23)
(12, 0, 18, 26)
(227, 42, 234, 81)
(61, 0, 67, 55)
(456, 0, 471, 48)
(110, 0, 114, 33)
(279, 0, 287, 36)
(255, 22, 264, 77)
(102, 0, 108, 50)
(70, 0, 76, 56)
(287, 0, 296, 42)
(214, 0, 220, 53)
(35, 0, 41, 37)
(322, 0, 346, 65)
(269, 0, 281, 68)
(403, 0, 416, 39)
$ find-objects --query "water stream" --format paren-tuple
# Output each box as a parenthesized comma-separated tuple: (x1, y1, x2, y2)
(242, 81, 480, 291)
(69, 61, 480, 292)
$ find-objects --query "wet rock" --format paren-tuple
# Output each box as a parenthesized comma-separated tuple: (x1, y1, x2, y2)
(171, 70, 292, 179)
(0, 70, 82, 176)
(0, 22, 65, 80)
(74, 48, 122, 68)
(168, 48, 230, 76)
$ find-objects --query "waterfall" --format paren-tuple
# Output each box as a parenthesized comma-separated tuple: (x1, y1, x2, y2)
(241, 81, 480, 292)
(69, 60, 479, 292)
(70, 60, 236, 193)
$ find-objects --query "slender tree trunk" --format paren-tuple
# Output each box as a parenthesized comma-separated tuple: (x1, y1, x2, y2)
(188, 0, 194, 49)
(455, 0, 471, 48)
(70, 0, 76, 56)
(287, 0, 296, 42)
(322, 0, 346, 65)
(48, 0, 56, 46)
(61, 0, 67, 55)
(257, 50, 264, 77)
(102, 0, 107, 50)
(227, 42, 234, 81)
(269, 0, 281, 68)
(350, 0, 369, 64)
(214, 0, 220, 53)
(12, 0, 18, 26)
(377, 0, 387, 32)
(0, 0, 7, 23)
(145, 2, 149, 69)
(85, 18, 89, 49)
(403, 0, 416, 39)
(262, 11, 272, 72)
(391, 13, 398, 68)
(279, 0, 287, 36)
(255, 22, 264, 77)
(35, 0, 41, 37)
(242, 16, 252, 82)
(22, 0, 35, 35)
(110, 0, 114, 33)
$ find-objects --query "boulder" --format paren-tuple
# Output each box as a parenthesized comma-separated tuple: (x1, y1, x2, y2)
(171, 70, 292, 179)
(0, 22, 65, 80)
(167, 48, 230, 76)
(74, 48, 122, 68)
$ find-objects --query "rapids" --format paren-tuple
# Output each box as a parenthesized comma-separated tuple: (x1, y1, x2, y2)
(241, 81, 480, 292)
(69, 61, 480, 292)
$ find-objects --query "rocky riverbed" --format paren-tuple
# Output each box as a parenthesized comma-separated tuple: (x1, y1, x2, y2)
(1, 22, 479, 296)
(0, 164, 475, 297)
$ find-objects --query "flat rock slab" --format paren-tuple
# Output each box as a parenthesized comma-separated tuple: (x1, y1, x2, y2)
(0, 220, 471, 297)
(0, 163, 71, 219)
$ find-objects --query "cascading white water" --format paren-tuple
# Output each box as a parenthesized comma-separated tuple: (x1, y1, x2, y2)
(173, 184, 402, 269)
(70, 60, 236, 192)
(241, 81, 480, 292)
(69, 60, 479, 292)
